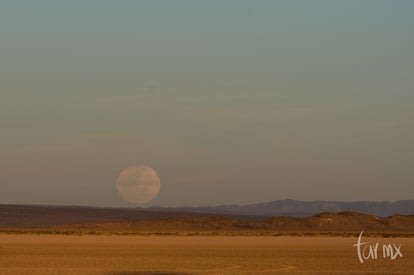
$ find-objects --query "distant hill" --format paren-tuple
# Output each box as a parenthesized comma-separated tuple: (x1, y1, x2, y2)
(64, 212, 414, 234)
(150, 199, 414, 217)
(0, 199, 413, 229)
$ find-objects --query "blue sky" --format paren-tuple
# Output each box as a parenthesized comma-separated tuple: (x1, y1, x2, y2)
(0, 1, 413, 206)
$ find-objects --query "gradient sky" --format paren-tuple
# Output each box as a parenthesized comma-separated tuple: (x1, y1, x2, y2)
(0, 1, 413, 207)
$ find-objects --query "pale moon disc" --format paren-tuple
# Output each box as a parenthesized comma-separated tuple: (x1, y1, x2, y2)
(116, 166, 161, 204)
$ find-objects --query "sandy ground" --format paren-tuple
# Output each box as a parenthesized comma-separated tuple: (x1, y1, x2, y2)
(0, 234, 413, 274)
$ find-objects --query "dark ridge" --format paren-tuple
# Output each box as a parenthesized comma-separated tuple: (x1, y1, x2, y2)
(0, 204, 257, 228)
(53, 211, 414, 234)
(148, 199, 414, 217)
(1, 199, 413, 229)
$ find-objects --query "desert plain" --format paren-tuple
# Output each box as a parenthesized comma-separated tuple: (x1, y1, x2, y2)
(0, 234, 413, 275)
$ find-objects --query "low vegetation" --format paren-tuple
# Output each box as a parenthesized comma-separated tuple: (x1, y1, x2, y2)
(1, 212, 413, 237)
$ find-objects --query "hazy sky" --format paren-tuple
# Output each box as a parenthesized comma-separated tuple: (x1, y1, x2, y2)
(0, 1, 413, 207)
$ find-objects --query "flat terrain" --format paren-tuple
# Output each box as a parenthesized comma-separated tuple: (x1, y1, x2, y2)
(0, 235, 412, 274)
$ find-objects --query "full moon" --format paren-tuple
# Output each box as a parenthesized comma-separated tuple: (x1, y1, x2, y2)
(116, 166, 161, 204)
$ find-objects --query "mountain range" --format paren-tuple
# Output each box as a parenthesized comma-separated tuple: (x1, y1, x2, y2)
(1, 199, 413, 228)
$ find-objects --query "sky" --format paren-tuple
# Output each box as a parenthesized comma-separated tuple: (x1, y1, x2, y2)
(0, 1, 413, 207)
